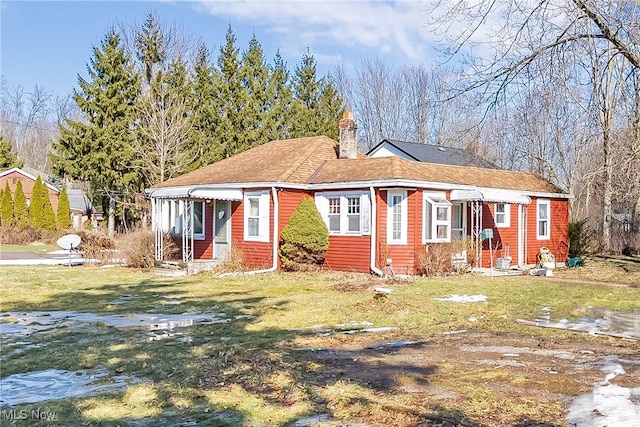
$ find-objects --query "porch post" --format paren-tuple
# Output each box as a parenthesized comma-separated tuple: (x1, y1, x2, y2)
(182, 200, 194, 263)
(152, 198, 164, 261)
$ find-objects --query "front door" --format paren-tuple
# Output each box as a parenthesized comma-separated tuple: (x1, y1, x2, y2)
(214, 200, 231, 259)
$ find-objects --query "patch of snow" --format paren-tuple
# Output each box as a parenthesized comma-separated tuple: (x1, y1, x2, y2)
(435, 294, 488, 303)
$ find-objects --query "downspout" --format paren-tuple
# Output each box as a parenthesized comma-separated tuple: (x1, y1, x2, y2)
(218, 186, 279, 277)
(369, 186, 385, 276)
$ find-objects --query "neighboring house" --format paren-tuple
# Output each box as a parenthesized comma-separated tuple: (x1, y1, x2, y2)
(0, 167, 60, 212)
(0, 167, 94, 230)
(67, 188, 96, 230)
(147, 113, 569, 275)
(368, 139, 499, 169)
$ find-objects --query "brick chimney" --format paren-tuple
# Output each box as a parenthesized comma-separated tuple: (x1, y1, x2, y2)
(339, 111, 358, 159)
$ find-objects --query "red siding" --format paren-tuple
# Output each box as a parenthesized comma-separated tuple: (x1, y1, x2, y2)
(193, 203, 213, 259)
(376, 189, 421, 275)
(231, 195, 273, 268)
(324, 235, 371, 273)
(478, 203, 519, 268)
(526, 198, 569, 264)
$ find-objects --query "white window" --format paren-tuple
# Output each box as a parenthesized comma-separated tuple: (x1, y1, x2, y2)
(315, 192, 371, 236)
(244, 191, 270, 242)
(423, 191, 451, 243)
(495, 203, 510, 228)
(387, 190, 407, 244)
(192, 201, 205, 239)
(537, 199, 550, 240)
(452, 202, 465, 241)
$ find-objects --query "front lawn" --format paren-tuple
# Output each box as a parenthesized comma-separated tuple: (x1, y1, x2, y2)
(0, 266, 638, 426)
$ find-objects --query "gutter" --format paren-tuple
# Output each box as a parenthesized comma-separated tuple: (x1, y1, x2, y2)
(369, 186, 385, 277)
(218, 186, 279, 277)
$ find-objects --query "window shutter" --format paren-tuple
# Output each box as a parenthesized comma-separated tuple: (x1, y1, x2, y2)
(361, 193, 371, 235)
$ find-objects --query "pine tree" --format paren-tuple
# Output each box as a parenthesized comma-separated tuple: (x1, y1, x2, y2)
(135, 12, 166, 86)
(57, 186, 73, 230)
(0, 136, 23, 168)
(187, 44, 222, 169)
(266, 50, 293, 141)
(13, 181, 28, 229)
(52, 29, 141, 235)
(215, 25, 251, 158)
(290, 51, 344, 139)
(240, 35, 272, 147)
(0, 182, 13, 226)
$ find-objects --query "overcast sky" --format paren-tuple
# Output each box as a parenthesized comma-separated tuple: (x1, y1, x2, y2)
(1, 0, 442, 98)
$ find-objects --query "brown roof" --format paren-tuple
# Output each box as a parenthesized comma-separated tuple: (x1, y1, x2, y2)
(152, 136, 564, 194)
(155, 136, 343, 188)
(309, 157, 563, 193)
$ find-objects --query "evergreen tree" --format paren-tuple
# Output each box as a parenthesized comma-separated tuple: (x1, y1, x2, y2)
(28, 176, 46, 228)
(266, 50, 293, 141)
(215, 25, 251, 158)
(240, 35, 272, 147)
(57, 186, 73, 230)
(135, 12, 166, 86)
(187, 44, 222, 169)
(290, 51, 344, 139)
(0, 136, 23, 168)
(0, 182, 13, 226)
(13, 181, 28, 229)
(52, 30, 141, 234)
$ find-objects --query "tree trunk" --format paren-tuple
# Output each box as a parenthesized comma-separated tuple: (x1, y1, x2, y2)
(108, 197, 115, 238)
(602, 127, 613, 252)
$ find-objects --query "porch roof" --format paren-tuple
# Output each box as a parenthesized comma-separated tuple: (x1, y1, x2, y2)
(148, 187, 243, 201)
(450, 189, 531, 205)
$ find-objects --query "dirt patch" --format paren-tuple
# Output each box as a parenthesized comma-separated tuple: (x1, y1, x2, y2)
(297, 331, 640, 426)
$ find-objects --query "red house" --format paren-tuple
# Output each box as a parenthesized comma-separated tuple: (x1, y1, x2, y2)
(147, 114, 569, 275)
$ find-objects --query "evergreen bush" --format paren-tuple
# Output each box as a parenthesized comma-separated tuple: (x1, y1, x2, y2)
(568, 219, 593, 258)
(279, 197, 329, 271)
(57, 186, 73, 230)
(0, 183, 13, 226)
(13, 181, 29, 230)
(29, 176, 56, 231)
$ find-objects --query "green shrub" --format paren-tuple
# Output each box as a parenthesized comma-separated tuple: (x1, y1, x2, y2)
(56, 186, 73, 230)
(13, 181, 29, 230)
(29, 175, 56, 230)
(279, 197, 329, 271)
(0, 182, 13, 226)
(568, 219, 592, 258)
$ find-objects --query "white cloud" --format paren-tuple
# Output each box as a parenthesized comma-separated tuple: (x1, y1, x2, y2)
(193, 0, 437, 64)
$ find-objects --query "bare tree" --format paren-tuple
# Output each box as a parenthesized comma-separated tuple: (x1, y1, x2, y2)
(427, 0, 640, 252)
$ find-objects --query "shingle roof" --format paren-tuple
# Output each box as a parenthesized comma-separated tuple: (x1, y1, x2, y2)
(155, 136, 348, 188)
(308, 157, 563, 193)
(150, 136, 564, 195)
(369, 139, 499, 169)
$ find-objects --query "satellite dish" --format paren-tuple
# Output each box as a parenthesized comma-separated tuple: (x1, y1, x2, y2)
(57, 234, 81, 250)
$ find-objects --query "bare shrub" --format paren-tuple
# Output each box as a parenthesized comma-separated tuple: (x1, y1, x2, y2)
(213, 245, 246, 274)
(0, 225, 44, 245)
(116, 229, 155, 269)
(416, 240, 472, 276)
(76, 230, 116, 263)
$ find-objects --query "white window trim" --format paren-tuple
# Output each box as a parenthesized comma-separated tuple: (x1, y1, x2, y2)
(537, 199, 550, 240)
(423, 191, 452, 243)
(494, 203, 511, 228)
(314, 192, 371, 236)
(244, 191, 270, 242)
(387, 190, 407, 245)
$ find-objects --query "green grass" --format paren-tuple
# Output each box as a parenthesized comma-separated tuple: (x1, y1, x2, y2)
(0, 266, 638, 426)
